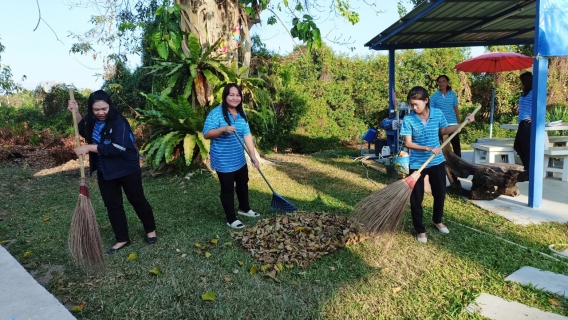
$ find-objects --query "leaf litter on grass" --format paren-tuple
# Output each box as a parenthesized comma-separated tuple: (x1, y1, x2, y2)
(231, 211, 365, 279)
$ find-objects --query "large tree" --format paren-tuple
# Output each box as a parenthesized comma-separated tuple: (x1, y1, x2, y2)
(67, 0, 378, 74)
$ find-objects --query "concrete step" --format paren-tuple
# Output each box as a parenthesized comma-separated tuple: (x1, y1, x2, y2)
(0, 246, 75, 320)
(465, 293, 567, 319)
(506, 266, 568, 298)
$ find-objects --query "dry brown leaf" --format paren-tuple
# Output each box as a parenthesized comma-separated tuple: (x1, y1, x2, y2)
(550, 299, 560, 306)
(265, 271, 281, 283)
(392, 287, 402, 294)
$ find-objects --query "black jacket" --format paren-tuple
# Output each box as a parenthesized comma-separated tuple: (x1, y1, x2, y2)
(78, 114, 140, 180)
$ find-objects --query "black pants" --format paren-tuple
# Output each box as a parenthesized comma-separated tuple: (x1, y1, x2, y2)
(409, 162, 447, 234)
(217, 165, 251, 224)
(440, 133, 461, 157)
(450, 133, 461, 157)
(514, 120, 531, 172)
(97, 170, 156, 243)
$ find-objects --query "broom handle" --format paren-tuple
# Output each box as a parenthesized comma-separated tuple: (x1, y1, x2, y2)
(416, 104, 482, 173)
(69, 88, 86, 178)
(233, 132, 277, 194)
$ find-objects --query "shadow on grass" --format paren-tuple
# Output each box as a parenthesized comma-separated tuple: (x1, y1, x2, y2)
(254, 153, 568, 317)
(3, 157, 568, 318)
(0, 165, 379, 319)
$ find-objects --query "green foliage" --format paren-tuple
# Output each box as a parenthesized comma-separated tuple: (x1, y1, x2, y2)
(251, 45, 470, 153)
(103, 61, 149, 116)
(137, 93, 209, 167)
(546, 103, 568, 137)
(290, 16, 322, 52)
(40, 84, 87, 117)
(0, 37, 22, 95)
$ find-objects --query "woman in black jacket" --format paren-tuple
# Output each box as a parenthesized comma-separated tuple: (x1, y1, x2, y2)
(68, 90, 157, 254)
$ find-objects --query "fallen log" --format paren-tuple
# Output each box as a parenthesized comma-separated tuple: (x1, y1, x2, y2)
(443, 146, 527, 200)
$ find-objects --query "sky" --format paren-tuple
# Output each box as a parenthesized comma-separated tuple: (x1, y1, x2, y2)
(0, 0, 485, 91)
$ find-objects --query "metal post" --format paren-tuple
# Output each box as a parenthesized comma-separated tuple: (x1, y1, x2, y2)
(489, 88, 495, 138)
(528, 57, 548, 208)
(388, 49, 398, 154)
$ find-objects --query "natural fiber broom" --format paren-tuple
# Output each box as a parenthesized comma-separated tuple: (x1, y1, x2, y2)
(352, 105, 481, 235)
(67, 88, 105, 273)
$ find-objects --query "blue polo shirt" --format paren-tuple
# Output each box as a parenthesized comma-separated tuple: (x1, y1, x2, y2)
(518, 90, 532, 123)
(400, 108, 448, 170)
(203, 106, 251, 173)
(430, 90, 459, 125)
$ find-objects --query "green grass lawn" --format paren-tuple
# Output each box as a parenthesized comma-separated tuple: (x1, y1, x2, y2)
(1, 152, 568, 319)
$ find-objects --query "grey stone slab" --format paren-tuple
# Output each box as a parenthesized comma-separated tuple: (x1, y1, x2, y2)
(465, 293, 568, 320)
(506, 266, 568, 298)
(0, 246, 75, 320)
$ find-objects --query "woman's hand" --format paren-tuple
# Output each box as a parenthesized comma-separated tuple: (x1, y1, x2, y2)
(68, 100, 79, 113)
(223, 126, 237, 134)
(68, 100, 82, 122)
(74, 145, 91, 156)
(427, 147, 441, 155)
(250, 156, 260, 169)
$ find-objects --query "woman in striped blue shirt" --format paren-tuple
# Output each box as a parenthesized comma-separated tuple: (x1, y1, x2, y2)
(430, 75, 461, 157)
(513, 72, 533, 173)
(203, 84, 260, 229)
(401, 86, 475, 243)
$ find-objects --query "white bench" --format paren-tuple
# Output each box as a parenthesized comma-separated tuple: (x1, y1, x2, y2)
(471, 142, 516, 164)
(544, 147, 568, 181)
(548, 136, 568, 147)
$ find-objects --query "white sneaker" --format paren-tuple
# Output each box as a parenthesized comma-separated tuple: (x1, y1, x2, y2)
(237, 209, 260, 217)
(417, 234, 427, 243)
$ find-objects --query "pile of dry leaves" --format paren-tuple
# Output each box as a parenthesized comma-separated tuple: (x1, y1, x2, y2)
(232, 212, 366, 273)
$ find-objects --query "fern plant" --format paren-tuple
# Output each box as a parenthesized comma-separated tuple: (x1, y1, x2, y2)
(138, 94, 209, 167)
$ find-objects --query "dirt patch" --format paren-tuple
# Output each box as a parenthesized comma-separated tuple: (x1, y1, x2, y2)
(1, 133, 79, 171)
(29, 264, 66, 287)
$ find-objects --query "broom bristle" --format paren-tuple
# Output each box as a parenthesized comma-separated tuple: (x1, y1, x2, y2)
(351, 178, 414, 235)
(68, 179, 105, 273)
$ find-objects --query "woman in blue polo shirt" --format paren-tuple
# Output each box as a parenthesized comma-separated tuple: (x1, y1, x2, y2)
(203, 83, 260, 229)
(430, 75, 461, 157)
(401, 86, 474, 243)
(513, 72, 533, 173)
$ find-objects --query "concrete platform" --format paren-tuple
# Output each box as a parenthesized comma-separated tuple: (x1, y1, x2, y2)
(460, 151, 568, 225)
(465, 293, 568, 319)
(0, 246, 75, 320)
(505, 266, 568, 299)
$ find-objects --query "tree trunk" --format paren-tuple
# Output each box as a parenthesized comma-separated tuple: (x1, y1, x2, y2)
(175, 0, 253, 75)
(443, 146, 526, 200)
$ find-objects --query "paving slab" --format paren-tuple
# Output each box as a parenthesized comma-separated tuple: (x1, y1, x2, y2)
(0, 246, 75, 320)
(505, 266, 568, 298)
(465, 293, 568, 319)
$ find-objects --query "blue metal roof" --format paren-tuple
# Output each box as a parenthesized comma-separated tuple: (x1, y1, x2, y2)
(365, 0, 536, 50)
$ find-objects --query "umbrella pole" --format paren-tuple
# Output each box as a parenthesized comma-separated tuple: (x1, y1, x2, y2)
(490, 87, 495, 138)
